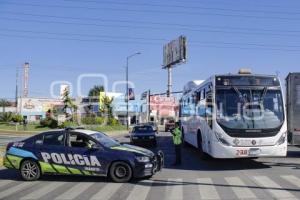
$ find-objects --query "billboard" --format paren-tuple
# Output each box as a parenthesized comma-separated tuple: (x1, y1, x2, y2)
(20, 98, 64, 115)
(163, 35, 187, 67)
(150, 96, 178, 117)
(128, 88, 135, 100)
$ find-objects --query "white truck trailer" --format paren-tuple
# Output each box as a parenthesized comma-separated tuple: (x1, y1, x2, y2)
(286, 73, 300, 145)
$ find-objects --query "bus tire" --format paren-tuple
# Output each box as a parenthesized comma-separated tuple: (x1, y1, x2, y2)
(197, 130, 210, 160)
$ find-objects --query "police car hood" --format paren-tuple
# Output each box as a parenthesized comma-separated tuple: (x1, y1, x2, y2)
(111, 144, 154, 157)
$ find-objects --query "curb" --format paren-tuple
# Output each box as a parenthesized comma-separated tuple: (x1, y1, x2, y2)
(0, 129, 37, 136)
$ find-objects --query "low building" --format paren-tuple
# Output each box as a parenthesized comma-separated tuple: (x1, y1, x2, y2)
(78, 92, 142, 125)
(18, 97, 64, 122)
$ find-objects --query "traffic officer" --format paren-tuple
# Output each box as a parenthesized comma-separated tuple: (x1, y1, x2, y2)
(171, 122, 182, 165)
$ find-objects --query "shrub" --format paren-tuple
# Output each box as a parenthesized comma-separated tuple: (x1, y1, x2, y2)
(108, 118, 119, 126)
(40, 118, 58, 128)
(95, 117, 106, 125)
(81, 117, 95, 125)
(60, 121, 78, 128)
(11, 114, 23, 123)
(0, 112, 13, 122)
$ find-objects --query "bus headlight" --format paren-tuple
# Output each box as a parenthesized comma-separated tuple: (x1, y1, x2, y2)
(276, 132, 287, 145)
(215, 132, 231, 146)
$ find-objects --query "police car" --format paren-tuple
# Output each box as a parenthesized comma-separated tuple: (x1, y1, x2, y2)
(3, 128, 164, 183)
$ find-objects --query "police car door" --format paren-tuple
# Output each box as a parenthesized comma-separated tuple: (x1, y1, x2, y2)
(35, 131, 68, 173)
(65, 131, 106, 176)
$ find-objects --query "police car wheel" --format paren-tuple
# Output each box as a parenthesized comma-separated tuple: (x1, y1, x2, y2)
(110, 162, 132, 183)
(20, 160, 41, 181)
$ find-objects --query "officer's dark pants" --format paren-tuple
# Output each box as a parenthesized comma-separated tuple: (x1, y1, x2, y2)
(174, 144, 182, 164)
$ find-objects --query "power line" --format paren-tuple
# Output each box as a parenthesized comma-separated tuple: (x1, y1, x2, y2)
(1, 27, 300, 49)
(1, 1, 300, 21)
(3, 11, 300, 34)
(0, 28, 167, 42)
(1, 32, 300, 52)
(62, 0, 300, 16)
(67, 0, 297, 10)
(1, 17, 300, 38)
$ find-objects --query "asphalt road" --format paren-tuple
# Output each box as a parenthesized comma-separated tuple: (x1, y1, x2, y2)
(1, 132, 300, 200)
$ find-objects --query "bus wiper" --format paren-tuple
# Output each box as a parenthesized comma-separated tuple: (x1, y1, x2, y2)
(233, 86, 248, 103)
(260, 87, 268, 104)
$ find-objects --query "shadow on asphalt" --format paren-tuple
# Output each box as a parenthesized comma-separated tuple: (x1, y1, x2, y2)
(0, 168, 112, 182)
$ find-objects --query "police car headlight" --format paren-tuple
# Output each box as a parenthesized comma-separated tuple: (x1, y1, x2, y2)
(276, 132, 287, 145)
(136, 156, 150, 163)
(215, 132, 231, 146)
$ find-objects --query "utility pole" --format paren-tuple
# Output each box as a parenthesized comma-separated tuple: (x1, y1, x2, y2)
(23, 62, 29, 97)
(125, 52, 141, 130)
(15, 67, 18, 113)
(126, 57, 129, 130)
(148, 90, 151, 122)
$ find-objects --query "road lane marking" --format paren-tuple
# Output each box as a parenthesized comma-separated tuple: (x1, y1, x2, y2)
(253, 176, 296, 199)
(166, 178, 183, 200)
(225, 177, 256, 199)
(197, 178, 220, 200)
(281, 175, 300, 188)
(126, 180, 153, 200)
(55, 182, 94, 200)
(0, 181, 37, 199)
(89, 183, 123, 200)
(21, 182, 66, 200)
(0, 179, 14, 188)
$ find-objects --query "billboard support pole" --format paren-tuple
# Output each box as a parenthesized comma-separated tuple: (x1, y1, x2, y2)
(167, 66, 172, 97)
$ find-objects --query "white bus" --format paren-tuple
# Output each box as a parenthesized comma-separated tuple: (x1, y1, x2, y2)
(180, 70, 287, 159)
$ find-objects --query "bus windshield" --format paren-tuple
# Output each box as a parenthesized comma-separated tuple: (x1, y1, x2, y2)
(216, 87, 284, 130)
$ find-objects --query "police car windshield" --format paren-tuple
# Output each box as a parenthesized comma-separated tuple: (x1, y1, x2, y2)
(91, 132, 120, 148)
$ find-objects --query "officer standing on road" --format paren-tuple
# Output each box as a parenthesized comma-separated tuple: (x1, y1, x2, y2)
(171, 122, 182, 166)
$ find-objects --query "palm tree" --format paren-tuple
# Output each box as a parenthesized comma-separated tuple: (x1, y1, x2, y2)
(0, 99, 11, 113)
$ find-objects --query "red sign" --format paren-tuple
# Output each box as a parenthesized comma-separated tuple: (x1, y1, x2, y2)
(150, 96, 178, 117)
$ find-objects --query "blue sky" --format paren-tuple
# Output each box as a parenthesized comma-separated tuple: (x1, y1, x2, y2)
(0, 0, 300, 99)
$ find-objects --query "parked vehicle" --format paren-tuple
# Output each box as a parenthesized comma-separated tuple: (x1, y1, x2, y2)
(165, 118, 175, 132)
(145, 122, 158, 132)
(130, 125, 157, 146)
(3, 127, 163, 182)
(286, 73, 300, 145)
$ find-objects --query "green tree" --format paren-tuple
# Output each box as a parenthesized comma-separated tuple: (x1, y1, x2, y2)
(88, 85, 104, 98)
(0, 99, 11, 113)
(100, 94, 114, 119)
(62, 89, 78, 122)
(86, 85, 104, 116)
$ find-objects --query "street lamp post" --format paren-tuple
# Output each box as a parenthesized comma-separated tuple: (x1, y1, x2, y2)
(126, 52, 141, 130)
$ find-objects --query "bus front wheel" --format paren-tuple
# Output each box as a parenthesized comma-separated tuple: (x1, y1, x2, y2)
(197, 130, 210, 160)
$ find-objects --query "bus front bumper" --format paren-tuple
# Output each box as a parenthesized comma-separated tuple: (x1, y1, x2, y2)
(210, 141, 287, 158)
